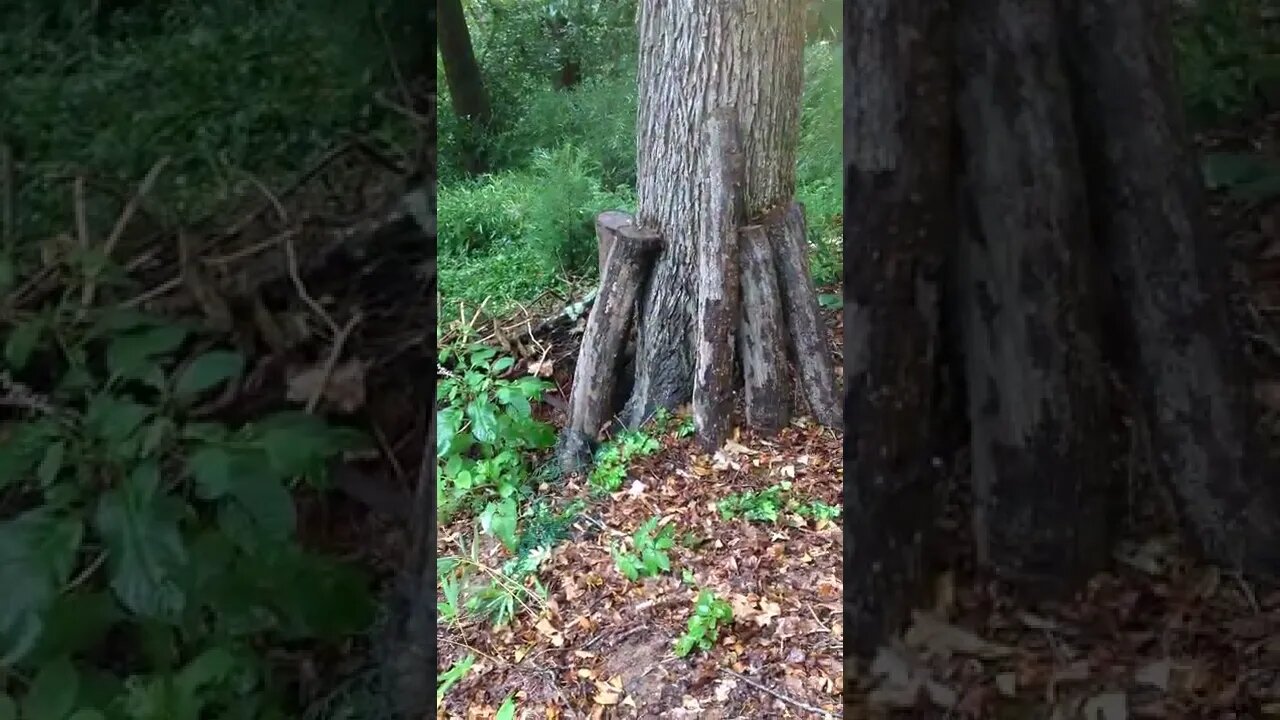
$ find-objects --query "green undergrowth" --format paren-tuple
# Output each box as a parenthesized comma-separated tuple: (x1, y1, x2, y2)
(1, 0, 414, 250)
(0, 299, 376, 717)
(717, 481, 841, 526)
(1174, 0, 1280, 125)
(437, 41, 844, 314)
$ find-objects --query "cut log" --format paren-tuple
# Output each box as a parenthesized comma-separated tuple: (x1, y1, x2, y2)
(559, 216, 662, 472)
(737, 225, 790, 433)
(693, 111, 745, 450)
(596, 211, 633, 280)
(767, 202, 842, 428)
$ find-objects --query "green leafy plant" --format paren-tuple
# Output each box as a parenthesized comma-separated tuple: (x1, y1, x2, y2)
(1173, 0, 1280, 123)
(0, 307, 374, 718)
(437, 341, 556, 537)
(437, 534, 553, 629)
(590, 428, 660, 492)
(717, 483, 790, 523)
(718, 482, 841, 526)
(674, 590, 734, 657)
(612, 516, 676, 581)
(436, 654, 475, 709)
(797, 499, 842, 524)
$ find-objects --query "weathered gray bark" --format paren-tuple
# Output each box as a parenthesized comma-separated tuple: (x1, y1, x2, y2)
(843, 0, 1280, 665)
(954, 0, 1116, 593)
(768, 202, 843, 429)
(626, 0, 818, 431)
(693, 112, 745, 450)
(844, 0, 954, 657)
(560, 214, 661, 472)
(1066, 0, 1280, 576)
(738, 225, 790, 433)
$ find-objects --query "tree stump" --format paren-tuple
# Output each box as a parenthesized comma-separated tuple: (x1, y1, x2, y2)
(559, 214, 662, 473)
(738, 225, 790, 433)
(767, 202, 843, 429)
(693, 111, 745, 450)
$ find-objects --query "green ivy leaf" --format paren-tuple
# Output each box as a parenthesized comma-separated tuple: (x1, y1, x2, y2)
(105, 324, 187, 380)
(0, 509, 84, 665)
(251, 412, 342, 478)
(263, 550, 373, 639)
(0, 694, 14, 720)
(175, 646, 237, 697)
(466, 399, 499, 445)
(227, 466, 295, 541)
(94, 461, 188, 621)
(479, 498, 518, 551)
(495, 695, 517, 720)
(83, 395, 152, 446)
(0, 420, 59, 491)
(67, 710, 106, 720)
(4, 318, 43, 371)
(437, 407, 463, 457)
(173, 350, 243, 398)
(23, 657, 79, 720)
(27, 592, 121, 666)
(495, 385, 531, 417)
(35, 441, 65, 488)
(186, 446, 235, 499)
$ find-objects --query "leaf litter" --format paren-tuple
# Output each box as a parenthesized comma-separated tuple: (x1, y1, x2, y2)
(436, 286, 846, 719)
(436, 420, 845, 719)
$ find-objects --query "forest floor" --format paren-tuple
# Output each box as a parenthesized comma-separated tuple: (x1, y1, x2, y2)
(435, 292, 847, 719)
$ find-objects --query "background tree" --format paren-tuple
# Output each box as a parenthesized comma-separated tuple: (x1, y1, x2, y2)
(439, 0, 492, 173)
(559, 0, 841, 466)
(845, 0, 1280, 655)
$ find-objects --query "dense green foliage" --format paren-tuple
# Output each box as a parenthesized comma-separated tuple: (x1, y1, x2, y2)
(437, 1, 844, 312)
(0, 303, 376, 718)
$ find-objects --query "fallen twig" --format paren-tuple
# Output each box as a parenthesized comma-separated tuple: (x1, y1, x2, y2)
(284, 236, 339, 336)
(80, 157, 169, 313)
(305, 311, 362, 414)
(222, 142, 350, 238)
(720, 668, 840, 719)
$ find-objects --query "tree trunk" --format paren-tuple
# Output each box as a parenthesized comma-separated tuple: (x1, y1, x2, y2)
(614, 0, 840, 439)
(844, 0, 1280, 659)
(438, 0, 491, 174)
(954, 0, 1117, 594)
(1065, 0, 1280, 576)
(844, 0, 955, 657)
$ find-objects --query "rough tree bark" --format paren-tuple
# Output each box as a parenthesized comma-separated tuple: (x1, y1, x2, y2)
(438, 0, 491, 174)
(1065, 0, 1280, 576)
(844, 0, 955, 656)
(559, 215, 661, 470)
(845, 0, 1280, 660)
(603, 0, 840, 450)
(954, 0, 1116, 592)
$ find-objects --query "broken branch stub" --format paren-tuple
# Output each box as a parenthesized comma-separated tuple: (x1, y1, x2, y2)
(768, 202, 843, 429)
(737, 224, 791, 433)
(559, 214, 662, 473)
